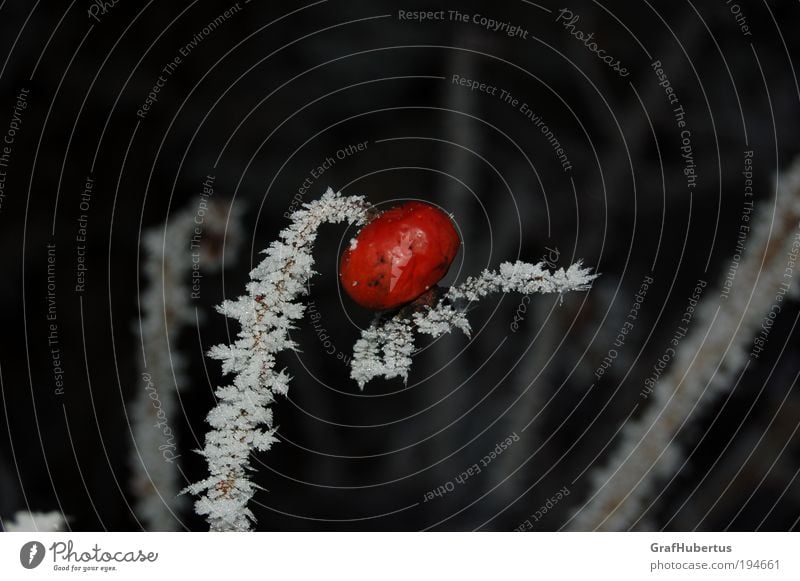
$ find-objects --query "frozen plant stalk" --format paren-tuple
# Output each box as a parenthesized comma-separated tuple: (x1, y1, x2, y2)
(188, 189, 597, 530)
(187, 189, 371, 531)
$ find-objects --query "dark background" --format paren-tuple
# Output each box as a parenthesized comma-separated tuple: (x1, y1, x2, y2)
(0, 0, 799, 531)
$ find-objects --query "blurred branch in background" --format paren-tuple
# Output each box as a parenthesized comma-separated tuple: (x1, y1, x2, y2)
(568, 155, 800, 531)
(131, 195, 242, 531)
(1, 510, 67, 532)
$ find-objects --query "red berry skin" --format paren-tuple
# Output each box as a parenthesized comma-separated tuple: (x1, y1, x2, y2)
(340, 201, 460, 310)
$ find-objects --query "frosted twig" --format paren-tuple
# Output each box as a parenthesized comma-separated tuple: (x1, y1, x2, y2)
(132, 196, 242, 531)
(569, 157, 800, 531)
(351, 261, 598, 388)
(186, 188, 370, 531)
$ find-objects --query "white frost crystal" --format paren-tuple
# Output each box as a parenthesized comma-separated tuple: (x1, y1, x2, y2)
(351, 317, 416, 387)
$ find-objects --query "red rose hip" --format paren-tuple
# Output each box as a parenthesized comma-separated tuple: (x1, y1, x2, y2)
(340, 201, 460, 310)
